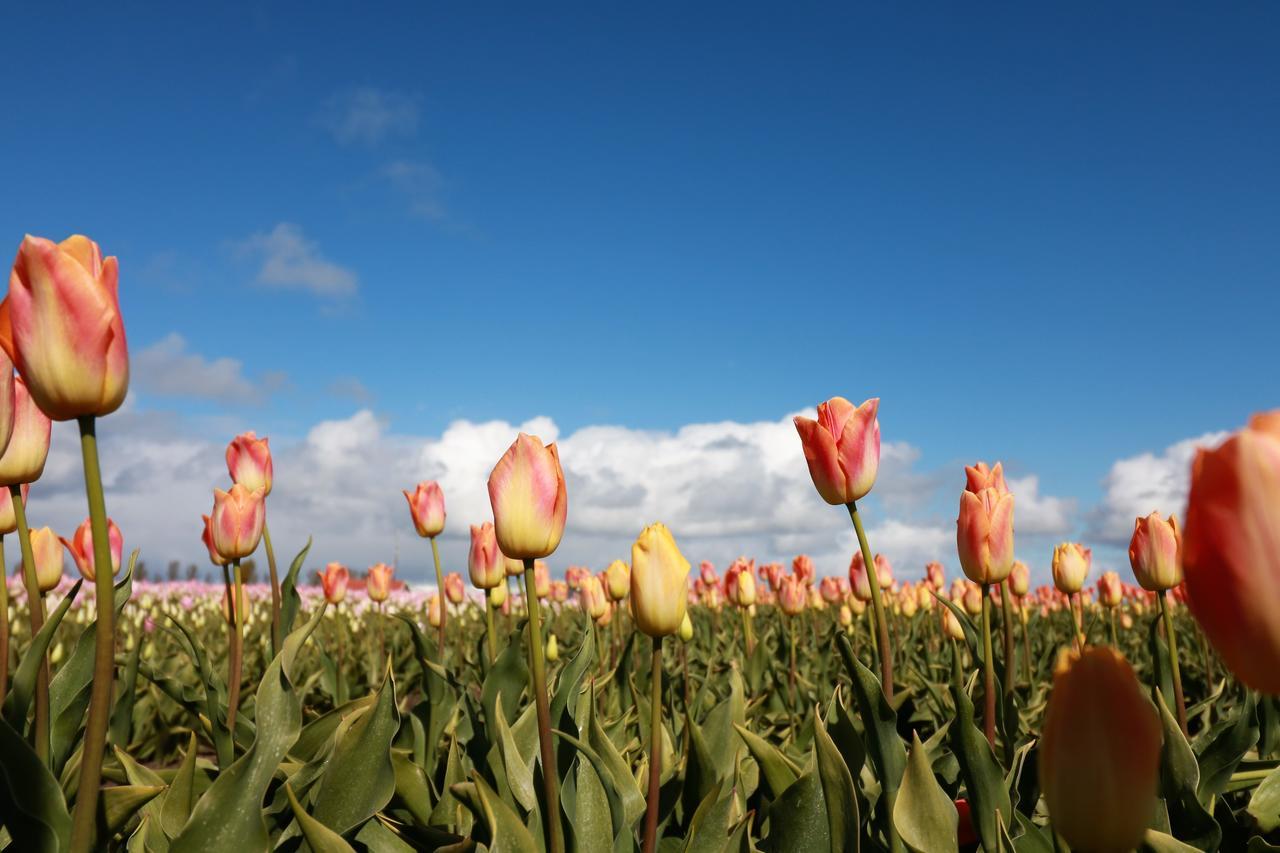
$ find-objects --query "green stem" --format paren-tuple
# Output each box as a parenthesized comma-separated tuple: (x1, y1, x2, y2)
(981, 584, 996, 749)
(787, 616, 798, 736)
(68, 417, 119, 852)
(262, 518, 281, 658)
(430, 536, 446, 659)
(1108, 607, 1119, 648)
(848, 501, 894, 698)
(485, 589, 497, 665)
(0, 535, 8, 708)
(1160, 592, 1188, 736)
(10, 485, 48, 763)
(741, 607, 755, 657)
(227, 560, 245, 751)
(642, 636, 663, 853)
(999, 582, 1016, 693)
(525, 559, 563, 853)
(1019, 603, 1033, 684)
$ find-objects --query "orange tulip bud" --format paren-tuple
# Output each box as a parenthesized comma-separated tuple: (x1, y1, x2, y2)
(0, 235, 129, 420)
(534, 560, 551, 599)
(404, 480, 446, 539)
(1097, 571, 1123, 609)
(320, 562, 349, 604)
(226, 432, 273, 496)
(200, 514, 227, 567)
(1128, 511, 1182, 591)
(1051, 542, 1091, 594)
(792, 554, 815, 586)
(1040, 647, 1160, 853)
(487, 433, 567, 560)
(59, 517, 123, 582)
(604, 559, 630, 601)
(925, 560, 945, 590)
(630, 522, 690, 637)
(580, 574, 608, 620)
(943, 607, 965, 641)
(778, 576, 806, 616)
(367, 563, 394, 603)
(0, 351, 14, 457)
(0, 377, 51, 487)
(427, 594, 442, 628)
(30, 526, 64, 592)
(1009, 561, 1030, 597)
(468, 522, 504, 589)
(1183, 411, 1280, 692)
(209, 484, 265, 561)
(444, 572, 465, 604)
(794, 396, 880, 505)
(964, 461, 1010, 497)
(956, 485, 1015, 585)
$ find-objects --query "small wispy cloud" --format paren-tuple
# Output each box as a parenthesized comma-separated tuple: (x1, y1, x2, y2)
(319, 87, 420, 146)
(236, 223, 359, 298)
(327, 376, 375, 404)
(380, 159, 447, 221)
(134, 333, 286, 405)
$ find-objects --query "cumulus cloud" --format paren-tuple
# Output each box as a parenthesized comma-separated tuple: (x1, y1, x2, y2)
(319, 87, 420, 146)
(236, 223, 359, 298)
(1089, 431, 1229, 544)
(1006, 474, 1075, 536)
(133, 334, 285, 405)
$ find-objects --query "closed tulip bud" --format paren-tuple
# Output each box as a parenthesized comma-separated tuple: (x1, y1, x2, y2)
(59, 517, 123, 582)
(729, 564, 757, 607)
(604, 559, 630, 601)
(1098, 571, 1123, 608)
(819, 576, 842, 604)
(404, 481, 446, 538)
(210, 485, 265, 561)
(925, 560, 945, 590)
(957, 486, 1015, 584)
(943, 607, 966, 641)
(838, 604, 853, 627)
(792, 554, 815, 586)
(1129, 512, 1182, 591)
(534, 560, 551, 599)
(30, 526, 64, 592)
(1009, 561, 1030, 597)
(580, 574, 608, 620)
(699, 561, 718, 587)
(630, 522, 690, 637)
(468, 522, 504, 589)
(320, 562, 349, 605)
(962, 583, 983, 617)
(0, 482, 28, 534)
(849, 595, 867, 616)
(794, 396, 880, 504)
(917, 584, 934, 611)
(367, 563, 394, 603)
(444, 571, 465, 605)
(1052, 543, 1091, 594)
(0, 235, 129, 420)
(964, 461, 1009, 497)
(427, 595, 442, 628)
(848, 551, 873, 602)
(226, 432, 273, 496)
(779, 576, 806, 616)
(1183, 411, 1280, 692)
(221, 584, 251, 625)
(553, 580, 569, 602)
(200, 514, 227, 567)
(504, 554, 524, 577)
(1040, 647, 1160, 853)
(546, 633, 559, 662)
(489, 579, 508, 608)
(0, 377, 51, 487)
(487, 433, 567, 560)
(678, 612, 694, 642)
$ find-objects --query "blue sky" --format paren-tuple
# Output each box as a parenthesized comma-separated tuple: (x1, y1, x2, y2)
(2, 3, 1277, 582)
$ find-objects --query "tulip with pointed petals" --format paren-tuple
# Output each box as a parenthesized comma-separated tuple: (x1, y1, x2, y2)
(1051, 543, 1091, 594)
(487, 433, 567, 560)
(0, 377, 51, 488)
(226, 432, 273, 496)
(60, 517, 123, 582)
(604, 559, 630, 601)
(957, 486, 1015, 585)
(468, 522, 504, 590)
(404, 481, 446, 538)
(1129, 512, 1182, 592)
(793, 397, 880, 505)
(209, 485, 265, 562)
(320, 562, 349, 605)
(964, 461, 1009, 496)
(367, 563, 394, 603)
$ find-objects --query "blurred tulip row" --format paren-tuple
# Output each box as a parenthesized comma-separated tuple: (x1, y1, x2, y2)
(0, 233, 1277, 853)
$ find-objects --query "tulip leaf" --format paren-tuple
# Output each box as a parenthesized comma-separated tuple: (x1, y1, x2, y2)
(285, 783, 357, 853)
(160, 732, 200, 839)
(2, 579, 83, 732)
(99, 784, 165, 838)
(0, 714, 70, 852)
(587, 693, 646, 829)
(494, 695, 537, 813)
(453, 773, 540, 853)
(933, 592, 982, 659)
(1142, 828, 1206, 852)
(761, 753, 830, 852)
(1155, 689, 1222, 851)
(390, 748, 435, 827)
(1248, 764, 1280, 833)
(108, 637, 143, 749)
(894, 731, 958, 853)
(482, 623, 529, 729)
(948, 676, 1011, 853)
(550, 624, 594, 730)
(684, 710, 721, 818)
(1197, 689, 1259, 802)
(814, 707, 860, 853)
(734, 723, 801, 799)
(682, 782, 734, 853)
(278, 536, 312, 639)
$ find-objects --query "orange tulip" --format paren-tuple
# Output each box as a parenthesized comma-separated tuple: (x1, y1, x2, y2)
(957, 485, 1015, 585)
(0, 350, 13, 456)
(367, 563, 394, 603)
(468, 522, 504, 590)
(200, 514, 227, 567)
(580, 574, 608, 620)
(209, 485, 265, 561)
(793, 396, 880, 505)
(0, 483, 28, 534)
(779, 576, 806, 616)
(30, 526, 64, 592)
(1097, 571, 1123, 608)
(427, 594, 442, 628)
(925, 560, 945, 590)
(792, 554, 815, 586)
(404, 481, 446, 538)
(1051, 543, 1091, 594)
(964, 460, 1010, 496)
(444, 572, 465, 604)
(226, 432, 273, 496)
(487, 433, 567, 560)
(1128, 511, 1182, 592)
(320, 562, 349, 604)
(1183, 411, 1280, 692)
(59, 517, 123, 582)
(1009, 560, 1030, 597)
(0, 235, 129, 420)
(0, 377, 51, 487)
(534, 560, 551, 599)
(1040, 647, 1160, 853)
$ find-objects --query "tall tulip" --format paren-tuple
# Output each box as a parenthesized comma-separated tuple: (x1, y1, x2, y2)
(404, 481, 448, 655)
(1130, 511, 1187, 731)
(444, 572, 465, 605)
(1183, 411, 1280, 694)
(1040, 647, 1160, 853)
(580, 574, 608, 620)
(1052, 542, 1091, 651)
(604, 559, 630, 602)
(367, 563, 394, 603)
(227, 432, 280, 654)
(0, 481, 26, 706)
(793, 397, 880, 505)
(320, 562, 349, 604)
(60, 517, 123, 582)
(30, 526, 64, 593)
(469, 522, 504, 662)
(210, 485, 266, 562)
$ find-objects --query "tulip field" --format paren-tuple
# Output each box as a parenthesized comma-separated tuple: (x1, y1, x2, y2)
(1, 234, 1280, 853)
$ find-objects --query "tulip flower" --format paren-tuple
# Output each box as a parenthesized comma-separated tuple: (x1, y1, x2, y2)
(1129, 511, 1182, 592)
(956, 487, 1015, 585)
(792, 554, 815, 586)
(468, 522, 504, 590)
(964, 461, 1009, 496)
(0, 235, 129, 421)
(30, 526, 64, 593)
(0, 482, 28, 535)
(0, 352, 12, 457)
(1098, 571, 1123, 608)
(59, 517, 123, 582)
(427, 595, 443, 629)
(793, 397, 880, 505)
(534, 560, 551, 599)
(1051, 543, 1091, 594)
(630, 523, 690, 638)
(443, 571, 465, 605)
(320, 562, 349, 605)
(699, 560, 718, 586)
(604, 559, 630, 601)
(488, 433, 567, 560)
(943, 607, 966, 641)
(925, 560, 945, 590)
(221, 582, 252, 626)
(367, 563, 394, 603)
(545, 633, 559, 662)
(580, 574, 608, 620)
(404, 481, 446, 538)
(0, 377, 51, 488)
(504, 555, 524, 577)
(1009, 561, 1030, 597)
(838, 605, 853, 628)
(489, 578, 507, 608)
(200, 514, 228, 567)
(1184, 411, 1280, 694)
(819, 576, 843, 604)
(1040, 647, 1160, 853)
(226, 432, 273, 496)
(210, 485, 266, 562)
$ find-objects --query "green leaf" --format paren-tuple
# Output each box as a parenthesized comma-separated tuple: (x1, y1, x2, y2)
(1142, 828, 1205, 852)
(948, 676, 1011, 853)
(761, 755, 830, 853)
(0, 715, 70, 852)
(390, 748, 435, 827)
(814, 709, 860, 853)
(1197, 689, 1259, 802)
(1155, 689, 1221, 851)
(895, 731, 958, 853)
(587, 694, 646, 830)
(285, 783, 356, 853)
(278, 536, 312, 639)
(494, 694, 537, 813)
(453, 773, 539, 853)
(160, 732, 200, 839)
(733, 723, 801, 799)
(554, 728, 627, 841)
(482, 623, 530, 728)
(108, 638, 142, 749)
(2, 579, 83, 731)
(682, 782, 733, 853)
(99, 785, 164, 838)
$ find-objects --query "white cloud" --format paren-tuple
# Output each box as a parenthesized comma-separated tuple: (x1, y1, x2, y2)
(1089, 431, 1229, 544)
(237, 223, 358, 297)
(1006, 474, 1075, 536)
(133, 334, 283, 405)
(319, 87, 420, 146)
(381, 160, 446, 221)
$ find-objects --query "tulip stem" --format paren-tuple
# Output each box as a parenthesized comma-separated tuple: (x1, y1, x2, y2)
(68, 417, 119, 853)
(10, 485, 48, 764)
(524, 559, 563, 853)
(430, 536, 446, 659)
(999, 582, 1016, 693)
(1020, 605, 1033, 684)
(484, 589, 497, 665)
(848, 501, 894, 699)
(1159, 592, 1188, 736)
(227, 560, 245, 753)
(741, 608, 756, 657)
(262, 518, 281, 659)
(981, 583, 996, 749)
(787, 616, 799, 737)
(643, 636, 663, 853)
(0, 535, 8, 708)
(1108, 608, 1119, 648)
